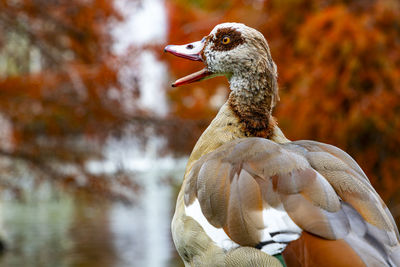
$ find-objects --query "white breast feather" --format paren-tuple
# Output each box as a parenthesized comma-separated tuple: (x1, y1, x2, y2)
(185, 199, 302, 255)
(185, 199, 239, 251)
(260, 206, 302, 255)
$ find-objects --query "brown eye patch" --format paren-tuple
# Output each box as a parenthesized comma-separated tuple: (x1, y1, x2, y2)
(211, 27, 245, 51)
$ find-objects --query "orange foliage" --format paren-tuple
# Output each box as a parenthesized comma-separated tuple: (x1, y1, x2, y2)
(0, 0, 135, 200)
(164, 0, 400, 219)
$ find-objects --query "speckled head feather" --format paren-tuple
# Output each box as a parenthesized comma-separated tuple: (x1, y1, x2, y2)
(165, 23, 280, 138)
(205, 24, 276, 71)
(203, 23, 278, 101)
(202, 23, 280, 138)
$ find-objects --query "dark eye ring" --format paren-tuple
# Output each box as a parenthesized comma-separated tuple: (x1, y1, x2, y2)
(221, 36, 231, 45)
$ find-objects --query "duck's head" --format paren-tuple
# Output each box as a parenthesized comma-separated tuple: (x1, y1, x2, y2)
(165, 22, 277, 91)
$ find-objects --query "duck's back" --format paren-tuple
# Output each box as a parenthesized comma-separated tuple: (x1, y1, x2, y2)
(172, 103, 400, 267)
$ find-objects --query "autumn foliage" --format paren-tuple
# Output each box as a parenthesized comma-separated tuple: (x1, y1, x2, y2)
(0, 0, 134, 199)
(164, 0, 400, 220)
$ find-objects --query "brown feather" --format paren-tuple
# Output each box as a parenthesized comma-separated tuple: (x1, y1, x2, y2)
(185, 137, 400, 266)
(210, 27, 245, 52)
(224, 169, 263, 246)
(283, 231, 366, 267)
(287, 141, 397, 234)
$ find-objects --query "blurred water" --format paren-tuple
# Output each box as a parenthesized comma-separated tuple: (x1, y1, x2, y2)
(0, 197, 75, 267)
(0, 145, 186, 267)
(104, 136, 187, 267)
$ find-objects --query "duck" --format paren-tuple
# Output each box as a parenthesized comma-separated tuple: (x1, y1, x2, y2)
(164, 22, 400, 267)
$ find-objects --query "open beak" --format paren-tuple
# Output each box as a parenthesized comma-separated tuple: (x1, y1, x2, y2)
(164, 39, 214, 87)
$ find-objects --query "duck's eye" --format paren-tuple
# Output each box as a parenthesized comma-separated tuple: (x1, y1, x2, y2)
(221, 36, 231, 45)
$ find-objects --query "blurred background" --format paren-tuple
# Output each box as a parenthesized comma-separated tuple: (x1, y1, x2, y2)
(0, 0, 399, 266)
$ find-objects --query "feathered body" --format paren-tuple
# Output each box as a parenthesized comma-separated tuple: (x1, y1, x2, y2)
(166, 23, 400, 266)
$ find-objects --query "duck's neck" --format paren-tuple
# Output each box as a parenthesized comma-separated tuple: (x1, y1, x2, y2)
(228, 68, 278, 138)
